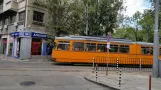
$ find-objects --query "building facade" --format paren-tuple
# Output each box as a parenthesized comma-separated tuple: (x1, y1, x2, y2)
(0, 0, 49, 59)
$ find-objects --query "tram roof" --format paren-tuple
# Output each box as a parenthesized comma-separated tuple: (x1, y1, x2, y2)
(56, 35, 132, 42)
(55, 35, 160, 46)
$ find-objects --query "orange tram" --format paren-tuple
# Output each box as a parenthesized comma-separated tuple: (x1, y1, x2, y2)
(52, 35, 161, 65)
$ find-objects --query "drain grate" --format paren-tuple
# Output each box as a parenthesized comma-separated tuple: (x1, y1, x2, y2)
(20, 81, 36, 86)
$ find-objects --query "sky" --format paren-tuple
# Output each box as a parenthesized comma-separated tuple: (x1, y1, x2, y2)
(123, 0, 152, 17)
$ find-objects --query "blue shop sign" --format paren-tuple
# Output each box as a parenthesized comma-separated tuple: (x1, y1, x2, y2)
(24, 32, 31, 36)
(32, 32, 47, 38)
(11, 32, 20, 37)
(10, 32, 47, 38)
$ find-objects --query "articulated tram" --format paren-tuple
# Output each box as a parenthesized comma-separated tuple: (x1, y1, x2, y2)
(51, 35, 161, 65)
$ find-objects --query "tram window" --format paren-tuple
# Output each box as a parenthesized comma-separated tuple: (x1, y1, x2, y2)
(119, 45, 129, 53)
(149, 47, 153, 54)
(97, 44, 107, 52)
(57, 41, 70, 50)
(109, 44, 118, 53)
(85, 43, 96, 51)
(141, 47, 153, 55)
(73, 42, 84, 51)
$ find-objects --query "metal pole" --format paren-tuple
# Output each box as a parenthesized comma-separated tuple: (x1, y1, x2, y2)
(149, 75, 151, 90)
(24, 0, 28, 28)
(85, 3, 88, 35)
(152, 0, 159, 78)
(136, 23, 138, 57)
(106, 48, 109, 76)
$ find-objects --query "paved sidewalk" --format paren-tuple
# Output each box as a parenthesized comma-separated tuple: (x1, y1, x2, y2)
(84, 71, 161, 90)
(0, 54, 52, 63)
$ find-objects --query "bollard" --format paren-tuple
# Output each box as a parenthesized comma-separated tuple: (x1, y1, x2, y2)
(106, 57, 108, 76)
(92, 58, 95, 73)
(149, 75, 151, 90)
(96, 64, 98, 81)
(116, 58, 119, 74)
(140, 59, 142, 71)
(119, 69, 122, 88)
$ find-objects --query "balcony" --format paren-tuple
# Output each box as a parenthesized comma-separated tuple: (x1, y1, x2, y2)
(3, 0, 18, 12)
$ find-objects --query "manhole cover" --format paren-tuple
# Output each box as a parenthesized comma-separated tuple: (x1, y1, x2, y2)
(20, 81, 36, 86)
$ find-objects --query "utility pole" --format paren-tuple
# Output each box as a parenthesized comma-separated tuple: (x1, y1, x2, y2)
(135, 21, 138, 57)
(85, 2, 88, 36)
(152, 0, 159, 78)
(24, 0, 28, 29)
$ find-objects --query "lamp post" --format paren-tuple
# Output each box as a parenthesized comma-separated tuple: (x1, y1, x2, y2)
(152, 0, 159, 78)
(24, 0, 28, 28)
(85, 2, 88, 36)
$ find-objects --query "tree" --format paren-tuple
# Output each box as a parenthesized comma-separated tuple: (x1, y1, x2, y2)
(36, 0, 124, 36)
(87, 0, 124, 36)
(113, 27, 136, 41)
(131, 11, 142, 42)
(35, 0, 85, 36)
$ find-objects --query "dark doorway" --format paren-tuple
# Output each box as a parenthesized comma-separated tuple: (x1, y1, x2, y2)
(31, 38, 42, 55)
(2, 38, 7, 54)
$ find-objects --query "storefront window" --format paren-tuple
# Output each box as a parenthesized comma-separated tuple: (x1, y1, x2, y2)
(31, 38, 42, 55)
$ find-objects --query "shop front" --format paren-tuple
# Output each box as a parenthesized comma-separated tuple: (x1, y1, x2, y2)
(10, 32, 48, 60)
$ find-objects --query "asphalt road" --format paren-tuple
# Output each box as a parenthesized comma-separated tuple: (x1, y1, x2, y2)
(0, 60, 112, 90)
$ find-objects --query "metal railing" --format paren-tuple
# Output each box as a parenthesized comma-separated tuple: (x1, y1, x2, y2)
(92, 56, 152, 72)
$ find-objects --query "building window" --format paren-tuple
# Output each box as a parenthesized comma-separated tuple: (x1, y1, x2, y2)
(33, 11, 44, 22)
(0, 20, 2, 26)
(19, 11, 25, 21)
(10, 15, 16, 24)
(72, 42, 84, 51)
(4, 18, 9, 25)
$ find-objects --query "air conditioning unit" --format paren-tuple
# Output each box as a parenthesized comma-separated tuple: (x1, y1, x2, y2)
(14, 22, 17, 26)
(4, 25, 8, 29)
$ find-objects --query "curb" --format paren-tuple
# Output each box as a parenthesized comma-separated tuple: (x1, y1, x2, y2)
(0, 59, 54, 63)
(84, 76, 120, 90)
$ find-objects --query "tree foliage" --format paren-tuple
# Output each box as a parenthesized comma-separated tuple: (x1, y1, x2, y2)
(36, 0, 124, 36)
(88, 0, 124, 36)
(113, 27, 136, 41)
(113, 9, 154, 43)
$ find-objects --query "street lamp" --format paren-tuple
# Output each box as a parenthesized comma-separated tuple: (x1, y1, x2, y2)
(152, 0, 159, 78)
